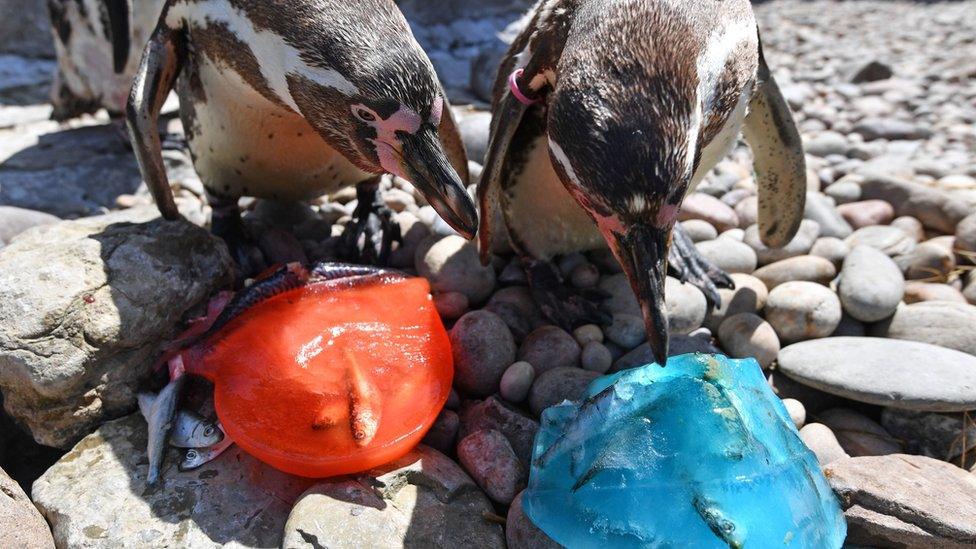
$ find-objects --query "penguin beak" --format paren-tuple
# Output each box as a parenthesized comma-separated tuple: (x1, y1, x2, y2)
(608, 223, 671, 366)
(398, 126, 478, 239)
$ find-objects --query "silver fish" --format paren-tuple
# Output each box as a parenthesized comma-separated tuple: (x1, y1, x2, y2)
(138, 392, 223, 448)
(179, 429, 234, 471)
(138, 375, 185, 486)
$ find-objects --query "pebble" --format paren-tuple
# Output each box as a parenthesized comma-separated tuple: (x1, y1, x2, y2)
(528, 368, 600, 416)
(804, 131, 849, 157)
(580, 341, 613, 374)
(518, 326, 581, 374)
(459, 397, 539, 466)
(421, 409, 460, 454)
(799, 423, 850, 465)
(450, 310, 517, 397)
(809, 236, 850, 268)
(854, 118, 931, 141)
(955, 212, 976, 262)
(0, 205, 59, 248)
(485, 286, 544, 341)
(896, 241, 955, 280)
(604, 313, 647, 350)
(753, 255, 837, 289)
(557, 253, 588, 277)
(844, 225, 916, 257)
(678, 192, 740, 231)
(964, 272, 976, 305)
(881, 408, 976, 463)
(765, 281, 842, 343)
(612, 330, 721, 371)
(417, 235, 496, 303)
(744, 219, 821, 265)
(694, 238, 758, 273)
(498, 261, 528, 285)
(778, 337, 976, 412)
(836, 199, 895, 229)
(859, 174, 971, 234)
(506, 491, 561, 549)
(837, 245, 904, 322)
(572, 324, 604, 345)
(817, 408, 902, 457)
(831, 313, 867, 337)
(680, 219, 718, 242)
(434, 291, 469, 320)
(665, 277, 708, 334)
(889, 216, 925, 243)
(823, 180, 862, 204)
(804, 192, 853, 238)
(903, 281, 968, 304)
(569, 262, 600, 288)
(781, 398, 806, 430)
(720, 228, 745, 241)
(825, 454, 976, 548)
(500, 361, 535, 403)
(733, 195, 758, 228)
(703, 273, 769, 331)
(717, 313, 780, 368)
(457, 429, 526, 505)
(599, 273, 641, 317)
(871, 301, 976, 357)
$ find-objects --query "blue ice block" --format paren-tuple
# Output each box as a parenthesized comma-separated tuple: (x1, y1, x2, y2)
(523, 353, 846, 548)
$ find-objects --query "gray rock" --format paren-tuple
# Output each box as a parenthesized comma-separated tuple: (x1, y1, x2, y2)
(603, 313, 645, 350)
(778, 336, 976, 412)
(831, 313, 867, 337)
(569, 262, 600, 288)
(459, 396, 539, 466)
(34, 414, 315, 548)
(890, 215, 926, 242)
(282, 445, 505, 549)
(450, 310, 517, 397)
(733, 195, 758, 228)
(845, 225, 916, 257)
(859, 174, 972, 234)
(434, 291, 469, 320)
(457, 429, 526, 504)
(665, 277, 707, 334)
(804, 192, 853, 238)
(694, 238, 757, 273)
(752, 255, 836, 290)
(679, 219, 718, 242)
(809, 236, 850, 268)
(580, 341, 613, 374)
(881, 408, 976, 463)
(903, 281, 968, 304)
(611, 330, 720, 372)
(854, 118, 932, 141)
(871, 301, 976, 356)
(818, 408, 902, 457)
(717, 313, 779, 368)
(847, 60, 893, 83)
(0, 206, 59, 248)
(825, 454, 976, 548)
(836, 199, 895, 229)
(599, 273, 640, 316)
(764, 281, 842, 343)
(956, 212, 976, 262)
(500, 361, 535, 404)
(506, 491, 561, 549)
(838, 245, 905, 322)
(744, 219, 821, 265)
(824, 180, 862, 205)
(720, 188, 754, 208)
(781, 398, 806, 430)
(572, 324, 604, 345)
(421, 409, 460, 455)
(0, 208, 231, 448)
(897, 241, 955, 281)
(678, 193, 739, 231)
(703, 273, 768, 331)
(799, 423, 850, 465)
(0, 55, 54, 104)
(528, 368, 600, 416)
(417, 235, 496, 304)
(0, 466, 54, 549)
(804, 131, 849, 157)
(0, 1, 54, 58)
(518, 326, 581, 374)
(485, 286, 545, 341)
(457, 110, 491, 163)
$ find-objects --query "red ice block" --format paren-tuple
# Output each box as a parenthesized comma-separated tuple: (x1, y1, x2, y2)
(183, 275, 452, 477)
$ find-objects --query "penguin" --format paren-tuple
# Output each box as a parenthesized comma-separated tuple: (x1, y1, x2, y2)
(47, 0, 167, 121)
(477, 0, 807, 365)
(127, 0, 477, 267)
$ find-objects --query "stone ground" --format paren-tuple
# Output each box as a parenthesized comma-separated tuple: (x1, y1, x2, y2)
(1, 0, 976, 547)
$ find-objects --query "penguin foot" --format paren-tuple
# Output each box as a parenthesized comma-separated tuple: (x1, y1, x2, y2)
(209, 196, 265, 279)
(527, 260, 612, 330)
(667, 224, 734, 310)
(338, 179, 402, 265)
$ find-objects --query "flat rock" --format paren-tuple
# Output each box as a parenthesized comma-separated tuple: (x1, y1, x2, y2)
(837, 245, 904, 322)
(845, 225, 916, 257)
(836, 199, 894, 229)
(282, 444, 505, 549)
(0, 208, 232, 447)
(778, 337, 976, 411)
(0, 466, 54, 549)
(33, 414, 316, 547)
(871, 301, 976, 357)
(818, 408, 902, 457)
(678, 192, 739, 231)
(753, 255, 836, 290)
(694, 238, 757, 274)
(859, 174, 971, 234)
(826, 454, 976, 548)
(744, 219, 820, 265)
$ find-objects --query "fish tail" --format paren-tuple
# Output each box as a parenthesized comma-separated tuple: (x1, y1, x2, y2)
(345, 349, 380, 446)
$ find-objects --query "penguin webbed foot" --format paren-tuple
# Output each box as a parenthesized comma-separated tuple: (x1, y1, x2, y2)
(210, 197, 265, 279)
(667, 224, 734, 310)
(527, 260, 612, 330)
(338, 179, 402, 266)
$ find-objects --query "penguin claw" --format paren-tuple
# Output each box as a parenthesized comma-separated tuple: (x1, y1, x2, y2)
(667, 225, 734, 311)
(338, 180, 402, 266)
(527, 260, 612, 330)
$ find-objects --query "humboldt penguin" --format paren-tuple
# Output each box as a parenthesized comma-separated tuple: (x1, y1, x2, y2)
(128, 0, 477, 268)
(478, 0, 807, 364)
(48, 0, 167, 120)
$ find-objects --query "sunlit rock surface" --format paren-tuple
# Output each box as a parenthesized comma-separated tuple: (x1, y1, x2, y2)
(523, 353, 846, 548)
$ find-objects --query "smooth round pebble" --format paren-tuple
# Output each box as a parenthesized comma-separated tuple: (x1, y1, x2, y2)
(752, 255, 836, 290)
(518, 326, 581, 374)
(678, 193, 739, 231)
(734, 196, 758, 228)
(764, 281, 842, 343)
(434, 291, 469, 320)
(818, 408, 902, 457)
(804, 192, 853, 239)
(781, 398, 806, 430)
(695, 238, 758, 274)
(717, 313, 780, 368)
(809, 237, 850, 268)
(456, 429, 525, 504)
(838, 245, 904, 322)
(580, 342, 613, 374)
(836, 199, 895, 229)
(500, 361, 535, 403)
(604, 313, 646, 350)
(823, 180, 862, 204)
(703, 273, 769, 331)
(451, 310, 517, 396)
(569, 262, 600, 288)
(799, 423, 849, 465)
(871, 301, 976, 356)
(744, 219, 820, 265)
(680, 219, 718, 242)
(528, 368, 600, 416)
(955, 212, 976, 262)
(417, 235, 496, 303)
(720, 228, 745, 241)
(665, 277, 707, 334)
(572, 324, 604, 345)
(845, 225, 916, 257)
(897, 242, 955, 280)
(903, 282, 968, 304)
(890, 215, 925, 243)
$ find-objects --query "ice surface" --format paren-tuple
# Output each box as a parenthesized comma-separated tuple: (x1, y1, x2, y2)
(523, 353, 846, 548)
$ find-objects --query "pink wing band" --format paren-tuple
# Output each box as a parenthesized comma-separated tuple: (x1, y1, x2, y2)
(508, 69, 542, 106)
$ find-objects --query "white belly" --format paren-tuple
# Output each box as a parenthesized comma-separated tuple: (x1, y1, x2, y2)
(181, 57, 369, 200)
(689, 88, 752, 191)
(503, 134, 605, 260)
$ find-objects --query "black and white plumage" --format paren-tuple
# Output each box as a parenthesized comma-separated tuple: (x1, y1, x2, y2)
(127, 0, 477, 268)
(478, 0, 807, 364)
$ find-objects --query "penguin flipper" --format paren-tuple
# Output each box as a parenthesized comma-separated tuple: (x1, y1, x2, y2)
(126, 24, 184, 221)
(742, 36, 806, 249)
(103, 0, 132, 74)
(437, 95, 470, 185)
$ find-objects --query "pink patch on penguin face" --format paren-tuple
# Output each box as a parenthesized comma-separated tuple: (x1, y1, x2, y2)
(655, 203, 679, 229)
(352, 97, 442, 177)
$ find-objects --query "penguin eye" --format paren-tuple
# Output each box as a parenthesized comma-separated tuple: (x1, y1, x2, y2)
(355, 108, 376, 122)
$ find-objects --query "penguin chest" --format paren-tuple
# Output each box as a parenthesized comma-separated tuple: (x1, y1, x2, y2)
(502, 134, 605, 260)
(690, 89, 752, 191)
(179, 57, 369, 201)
